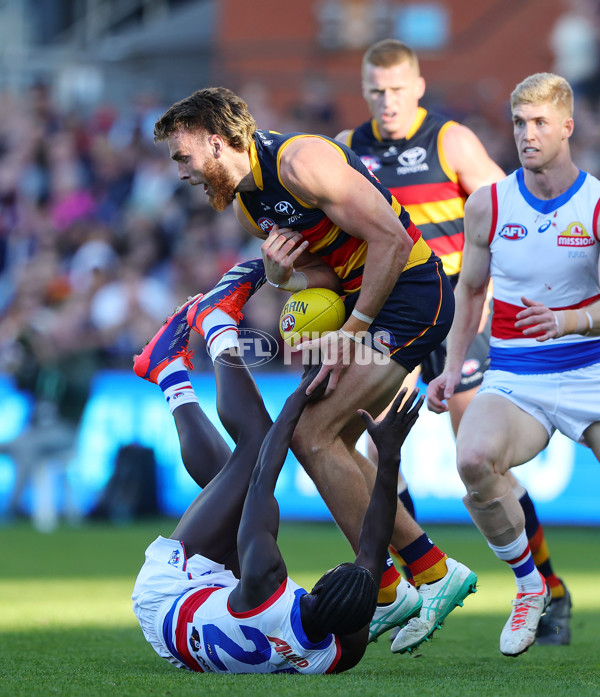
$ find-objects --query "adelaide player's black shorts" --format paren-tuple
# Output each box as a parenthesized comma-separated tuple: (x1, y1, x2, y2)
(344, 253, 455, 373)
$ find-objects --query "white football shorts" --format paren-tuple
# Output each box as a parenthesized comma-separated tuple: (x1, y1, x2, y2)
(478, 362, 600, 445)
(132, 536, 237, 665)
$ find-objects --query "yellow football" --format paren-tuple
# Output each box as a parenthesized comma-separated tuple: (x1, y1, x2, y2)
(279, 288, 345, 347)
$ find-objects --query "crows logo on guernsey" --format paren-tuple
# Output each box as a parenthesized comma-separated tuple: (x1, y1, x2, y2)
(275, 201, 295, 215)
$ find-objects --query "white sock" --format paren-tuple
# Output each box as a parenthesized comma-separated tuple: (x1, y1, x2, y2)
(156, 357, 186, 385)
(202, 309, 239, 362)
(488, 530, 544, 594)
(157, 357, 199, 414)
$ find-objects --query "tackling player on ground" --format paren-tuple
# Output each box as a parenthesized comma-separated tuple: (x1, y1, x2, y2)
(152, 86, 478, 653)
(131, 274, 424, 673)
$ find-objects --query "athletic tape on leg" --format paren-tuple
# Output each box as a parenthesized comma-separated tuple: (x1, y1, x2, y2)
(463, 490, 525, 547)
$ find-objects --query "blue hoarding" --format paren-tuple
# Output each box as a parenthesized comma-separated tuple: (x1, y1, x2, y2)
(0, 370, 598, 525)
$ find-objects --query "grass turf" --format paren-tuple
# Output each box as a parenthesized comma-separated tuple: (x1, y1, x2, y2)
(1, 520, 599, 696)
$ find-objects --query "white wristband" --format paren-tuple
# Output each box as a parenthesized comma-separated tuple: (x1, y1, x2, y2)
(351, 308, 375, 324)
(585, 310, 593, 331)
(267, 271, 308, 292)
(339, 328, 363, 344)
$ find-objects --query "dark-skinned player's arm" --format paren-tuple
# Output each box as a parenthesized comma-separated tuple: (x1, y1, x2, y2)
(332, 388, 424, 672)
(227, 363, 328, 613)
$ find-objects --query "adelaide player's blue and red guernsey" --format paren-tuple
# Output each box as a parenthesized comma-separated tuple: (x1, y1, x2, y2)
(236, 130, 432, 294)
(344, 108, 468, 278)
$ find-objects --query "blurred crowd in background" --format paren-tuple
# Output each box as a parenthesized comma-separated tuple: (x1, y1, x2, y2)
(2, 72, 600, 387)
(1, 0, 600, 524)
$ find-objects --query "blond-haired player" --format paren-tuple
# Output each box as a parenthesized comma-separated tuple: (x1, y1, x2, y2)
(428, 73, 600, 657)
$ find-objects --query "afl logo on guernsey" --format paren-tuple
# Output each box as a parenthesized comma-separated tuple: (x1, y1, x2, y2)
(258, 217, 276, 233)
(360, 155, 381, 172)
(499, 224, 527, 240)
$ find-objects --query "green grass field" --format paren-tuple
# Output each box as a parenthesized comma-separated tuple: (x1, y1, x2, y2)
(1, 520, 599, 697)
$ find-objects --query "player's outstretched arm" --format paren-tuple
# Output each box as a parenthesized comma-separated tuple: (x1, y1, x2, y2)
(354, 388, 424, 580)
(228, 364, 329, 612)
(332, 389, 424, 672)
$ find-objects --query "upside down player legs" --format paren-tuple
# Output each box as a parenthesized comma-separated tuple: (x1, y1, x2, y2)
(153, 86, 481, 653)
(131, 273, 427, 673)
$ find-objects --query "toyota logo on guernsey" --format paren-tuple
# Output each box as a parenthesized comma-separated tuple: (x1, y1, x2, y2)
(214, 328, 280, 367)
(396, 147, 429, 174)
(399, 147, 427, 166)
(275, 201, 295, 215)
(499, 224, 527, 241)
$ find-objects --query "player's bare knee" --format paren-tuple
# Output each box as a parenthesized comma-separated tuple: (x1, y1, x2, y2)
(291, 428, 328, 465)
(457, 447, 496, 491)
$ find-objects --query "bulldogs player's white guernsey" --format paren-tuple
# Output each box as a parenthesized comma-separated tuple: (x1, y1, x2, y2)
(488, 168, 600, 374)
(159, 577, 341, 674)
